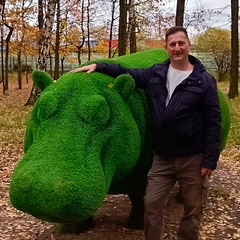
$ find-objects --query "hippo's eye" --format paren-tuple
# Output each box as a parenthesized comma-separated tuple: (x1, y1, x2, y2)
(37, 93, 59, 121)
(78, 95, 110, 125)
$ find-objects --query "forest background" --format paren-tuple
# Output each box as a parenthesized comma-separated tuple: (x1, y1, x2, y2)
(0, 0, 239, 103)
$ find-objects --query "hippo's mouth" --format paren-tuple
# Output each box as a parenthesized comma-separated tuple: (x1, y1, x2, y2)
(9, 149, 109, 223)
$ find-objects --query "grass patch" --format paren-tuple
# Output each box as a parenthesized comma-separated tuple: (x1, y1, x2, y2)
(211, 185, 230, 200)
(0, 108, 31, 145)
(0, 76, 33, 147)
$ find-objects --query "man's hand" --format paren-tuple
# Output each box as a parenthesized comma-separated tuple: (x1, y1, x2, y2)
(70, 63, 97, 74)
(201, 167, 214, 177)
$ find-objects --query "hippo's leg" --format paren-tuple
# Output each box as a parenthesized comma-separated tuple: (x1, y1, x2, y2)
(55, 216, 93, 234)
(126, 190, 145, 229)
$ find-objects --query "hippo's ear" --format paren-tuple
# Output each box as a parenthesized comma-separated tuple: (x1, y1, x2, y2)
(32, 70, 54, 91)
(111, 74, 135, 101)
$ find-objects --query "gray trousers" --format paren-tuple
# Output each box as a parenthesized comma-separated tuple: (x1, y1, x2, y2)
(144, 153, 209, 240)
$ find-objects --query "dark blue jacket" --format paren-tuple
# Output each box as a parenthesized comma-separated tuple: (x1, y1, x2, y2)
(96, 55, 222, 169)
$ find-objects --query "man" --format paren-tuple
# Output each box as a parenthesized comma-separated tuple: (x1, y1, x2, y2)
(71, 26, 222, 240)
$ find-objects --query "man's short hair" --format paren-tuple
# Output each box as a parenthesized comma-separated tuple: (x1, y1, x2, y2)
(165, 26, 189, 42)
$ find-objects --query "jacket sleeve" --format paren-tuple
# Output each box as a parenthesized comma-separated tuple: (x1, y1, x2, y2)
(202, 74, 222, 169)
(96, 62, 154, 89)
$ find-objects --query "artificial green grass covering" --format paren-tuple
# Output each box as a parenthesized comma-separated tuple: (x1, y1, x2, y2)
(9, 49, 230, 223)
(218, 89, 231, 151)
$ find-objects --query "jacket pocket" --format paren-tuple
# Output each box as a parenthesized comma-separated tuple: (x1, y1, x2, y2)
(179, 85, 202, 108)
(149, 78, 165, 98)
(184, 85, 202, 93)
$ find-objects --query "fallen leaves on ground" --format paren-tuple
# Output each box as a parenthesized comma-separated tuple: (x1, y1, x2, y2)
(0, 79, 239, 240)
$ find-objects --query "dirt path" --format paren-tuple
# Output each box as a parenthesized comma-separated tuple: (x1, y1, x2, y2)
(1, 145, 239, 240)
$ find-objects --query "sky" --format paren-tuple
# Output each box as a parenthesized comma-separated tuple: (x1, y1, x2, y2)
(164, 0, 232, 30)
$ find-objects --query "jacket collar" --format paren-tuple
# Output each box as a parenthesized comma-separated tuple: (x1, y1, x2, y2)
(188, 55, 206, 81)
(154, 55, 205, 81)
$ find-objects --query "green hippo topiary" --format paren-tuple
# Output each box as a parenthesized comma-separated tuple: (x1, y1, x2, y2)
(9, 49, 231, 232)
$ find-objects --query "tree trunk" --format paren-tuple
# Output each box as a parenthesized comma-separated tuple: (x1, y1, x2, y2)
(129, 0, 136, 53)
(17, 52, 22, 89)
(118, 0, 127, 56)
(25, 0, 56, 106)
(49, 53, 53, 77)
(37, 0, 56, 70)
(108, 0, 117, 58)
(54, 0, 60, 80)
(4, 23, 13, 91)
(61, 57, 64, 75)
(38, 0, 43, 29)
(77, 47, 82, 66)
(87, 0, 91, 61)
(24, 55, 29, 83)
(0, 0, 5, 94)
(0, 23, 4, 94)
(228, 0, 239, 99)
(175, 0, 185, 26)
(76, 0, 85, 65)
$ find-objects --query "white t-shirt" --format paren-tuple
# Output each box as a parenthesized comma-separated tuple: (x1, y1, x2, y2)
(166, 64, 193, 106)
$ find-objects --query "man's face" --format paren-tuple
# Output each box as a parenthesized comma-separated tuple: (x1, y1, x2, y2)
(165, 31, 190, 64)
